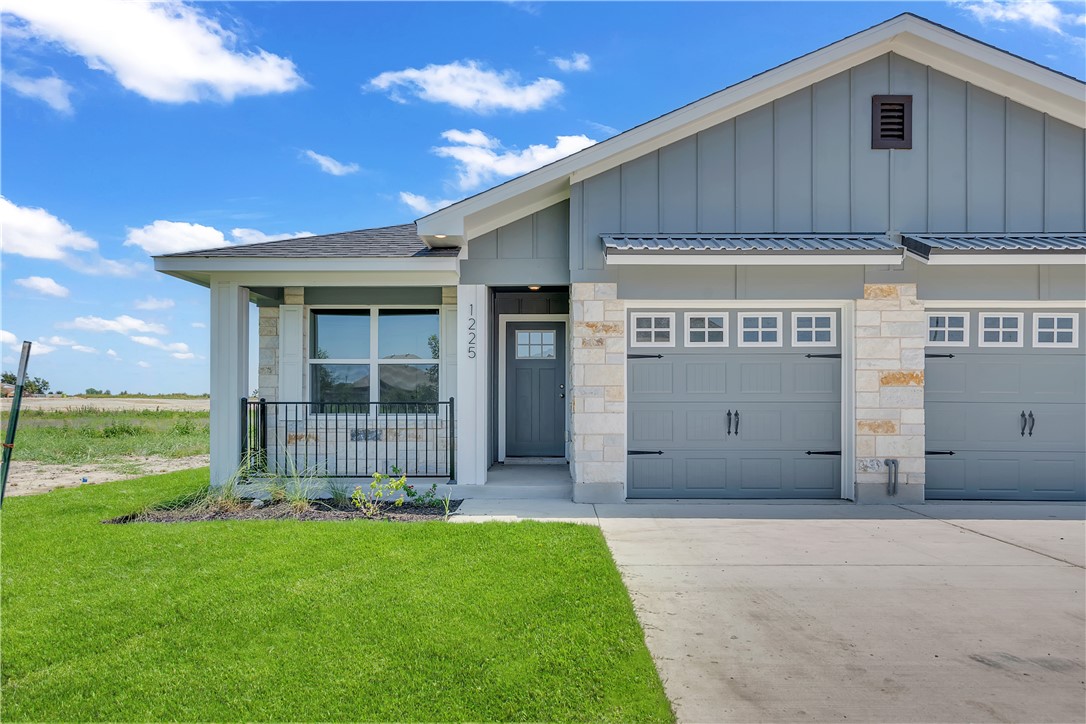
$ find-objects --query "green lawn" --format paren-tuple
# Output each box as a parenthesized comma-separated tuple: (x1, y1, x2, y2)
(0, 470, 672, 722)
(0, 408, 209, 465)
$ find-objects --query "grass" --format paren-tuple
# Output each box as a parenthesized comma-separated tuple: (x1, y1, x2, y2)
(0, 408, 209, 465)
(0, 470, 673, 722)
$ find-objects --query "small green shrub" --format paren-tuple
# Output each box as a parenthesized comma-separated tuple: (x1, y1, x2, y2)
(101, 422, 143, 438)
(351, 470, 410, 517)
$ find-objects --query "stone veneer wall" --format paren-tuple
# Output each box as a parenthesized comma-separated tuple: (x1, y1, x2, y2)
(854, 283, 926, 503)
(569, 282, 627, 503)
(257, 306, 279, 401)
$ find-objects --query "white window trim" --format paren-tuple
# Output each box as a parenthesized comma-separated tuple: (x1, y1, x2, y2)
(630, 312, 676, 348)
(737, 312, 784, 348)
(977, 313, 1024, 348)
(683, 312, 729, 347)
(1032, 312, 1080, 348)
(791, 311, 837, 347)
(926, 312, 970, 347)
(308, 306, 442, 407)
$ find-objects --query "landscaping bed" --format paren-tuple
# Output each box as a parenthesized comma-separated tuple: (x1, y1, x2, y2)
(109, 497, 463, 523)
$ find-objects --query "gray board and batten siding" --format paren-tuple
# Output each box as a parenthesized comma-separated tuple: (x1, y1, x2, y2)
(461, 200, 570, 285)
(568, 52, 1086, 285)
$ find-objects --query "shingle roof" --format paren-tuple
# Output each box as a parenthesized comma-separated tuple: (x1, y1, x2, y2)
(602, 234, 900, 254)
(160, 223, 458, 258)
(902, 234, 1086, 257)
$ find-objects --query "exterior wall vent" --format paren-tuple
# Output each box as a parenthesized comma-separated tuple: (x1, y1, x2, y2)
(871, 95, 912, 149)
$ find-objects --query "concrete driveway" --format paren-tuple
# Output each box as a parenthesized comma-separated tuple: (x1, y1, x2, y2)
(595, 502, 1085, 724)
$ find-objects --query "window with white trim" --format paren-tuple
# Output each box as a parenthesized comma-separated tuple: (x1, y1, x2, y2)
(516, 330, 557, 359)
(738, 313, 783, 347)
(631, 313, 675, 347)
(1033, 313, 1079, 348)
(792, 312, 836, 346)
(685, 313, 728, 347)
(927, 313, 968, 346)
(978, 313, 1023, 347)
(309, 308, 440, 407)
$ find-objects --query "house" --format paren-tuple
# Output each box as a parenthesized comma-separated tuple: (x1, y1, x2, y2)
(155, 13, 1086, 504)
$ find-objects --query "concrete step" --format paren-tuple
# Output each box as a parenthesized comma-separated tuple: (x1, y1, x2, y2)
(446, 483, 573, 500)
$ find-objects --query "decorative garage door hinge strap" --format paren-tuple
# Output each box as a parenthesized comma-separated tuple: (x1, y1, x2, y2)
(925, 450, 956, 455)
(804, 353, 842, 359)
(925, 353, 955, 358)
(805, 450, 842, 455)
(628, 450, 665, 455)
(627, 353, 664, 359)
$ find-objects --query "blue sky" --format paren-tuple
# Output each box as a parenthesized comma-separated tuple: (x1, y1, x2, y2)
(2, 1, 1083, 394)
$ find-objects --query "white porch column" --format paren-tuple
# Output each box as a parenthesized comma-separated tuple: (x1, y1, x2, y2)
(210, 280, 250, 486)
(455, 284, 488, 484)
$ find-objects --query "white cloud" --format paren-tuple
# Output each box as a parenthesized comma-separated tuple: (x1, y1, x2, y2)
(106, 348, 121, 360)
(3, 0, 304, 103)
(15, 276, 70, 298)
(129, 336, 190, 354)
(29, 343, 56, 356)
(399, 191, 460, 215)
(72, 345, 97, 354)
(550, 52, 591, 72)
(191, 322, 207, 329)
(584, 120, 619, 136)
(230, 228, 314, 245)
(0, 196, 143, 276)
(124, 220, 227, 255)
(431, 128, 597, 191)
(137, 361, 151, 368)
(303, 150, 359, 176)
(61, 315, 167, 335)
(0, 330, 18, 346)
(2, 72, 73, 113)
(957, 0, 1085, 35)
(368, 60, 563, 113)
(40, 336, 76, 346)
(134, 296, 175, 310)
(172, 352, 196, 360)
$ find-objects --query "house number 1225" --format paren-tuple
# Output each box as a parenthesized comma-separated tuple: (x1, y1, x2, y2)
(466, 304, 477, 359)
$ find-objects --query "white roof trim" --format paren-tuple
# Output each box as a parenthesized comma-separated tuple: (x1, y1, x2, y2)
(606, 252, 903, 267)
(416, 14, 1085, 244)
(904, 250, 1086, 266)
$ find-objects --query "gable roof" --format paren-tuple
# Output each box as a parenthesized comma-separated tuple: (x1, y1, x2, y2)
(416, 13, 1086, 247)
(158, 223, 457, 259)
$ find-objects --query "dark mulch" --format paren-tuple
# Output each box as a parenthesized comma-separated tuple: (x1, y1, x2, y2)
(106, 499, 463, 524)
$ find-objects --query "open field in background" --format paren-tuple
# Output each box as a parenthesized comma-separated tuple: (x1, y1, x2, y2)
(1, 404, 211, 496)
(0, 470, 673, 722)
(1, 396, 211, 413)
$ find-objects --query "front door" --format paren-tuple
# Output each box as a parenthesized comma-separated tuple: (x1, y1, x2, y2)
(506, 322, 566, 457)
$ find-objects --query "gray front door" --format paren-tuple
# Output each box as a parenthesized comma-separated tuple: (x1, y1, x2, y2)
(627, 309, 841, 499)
(506, 322, 566, 457)
(926, 309, 1085, 500)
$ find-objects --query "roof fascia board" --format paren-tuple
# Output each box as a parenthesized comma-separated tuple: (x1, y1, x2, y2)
(154, 256, 458, 274)
(905, 251, 1086, 265)
(204, 270, 460, 287)
(605, 252, 903, 266)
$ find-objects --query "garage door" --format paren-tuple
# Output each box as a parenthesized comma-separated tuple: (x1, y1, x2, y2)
(925, 309, 1086, 500)
(627, 309, 842, 499)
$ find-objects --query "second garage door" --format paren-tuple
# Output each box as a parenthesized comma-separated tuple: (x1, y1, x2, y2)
(627, 309, 842, 499)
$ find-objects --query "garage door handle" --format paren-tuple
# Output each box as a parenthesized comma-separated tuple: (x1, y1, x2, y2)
(1020, 411, 1027, 437)
(1028, 411, 1035, 437)
(726, 410, 732, 436)
(734, 410, 740, 435)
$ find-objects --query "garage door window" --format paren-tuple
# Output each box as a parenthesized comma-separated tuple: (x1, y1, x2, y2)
(792, 313, 836, 346)
(685, 313, 728, 347)
(978, 314, 1023, 347)
(927, 313, 968, 346)
(738, 313, 783, 347)
(1033, 314, 1078, 348)
(631, 313, 674, 347)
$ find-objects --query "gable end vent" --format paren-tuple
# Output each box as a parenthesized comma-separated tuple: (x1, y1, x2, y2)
(872, 95, 912, 150)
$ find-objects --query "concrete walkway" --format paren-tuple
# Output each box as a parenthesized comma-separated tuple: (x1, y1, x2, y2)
(453, 499, 1086, 723)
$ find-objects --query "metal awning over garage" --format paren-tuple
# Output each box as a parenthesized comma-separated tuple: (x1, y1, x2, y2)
(902, 234, 1086, 264)
(603, 234, 903, 265)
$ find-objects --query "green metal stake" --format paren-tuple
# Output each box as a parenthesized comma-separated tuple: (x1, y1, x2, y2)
(0, 341, 32, 508)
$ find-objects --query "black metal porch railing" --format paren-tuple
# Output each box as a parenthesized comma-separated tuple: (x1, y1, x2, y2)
(241, 398, 455, 480)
